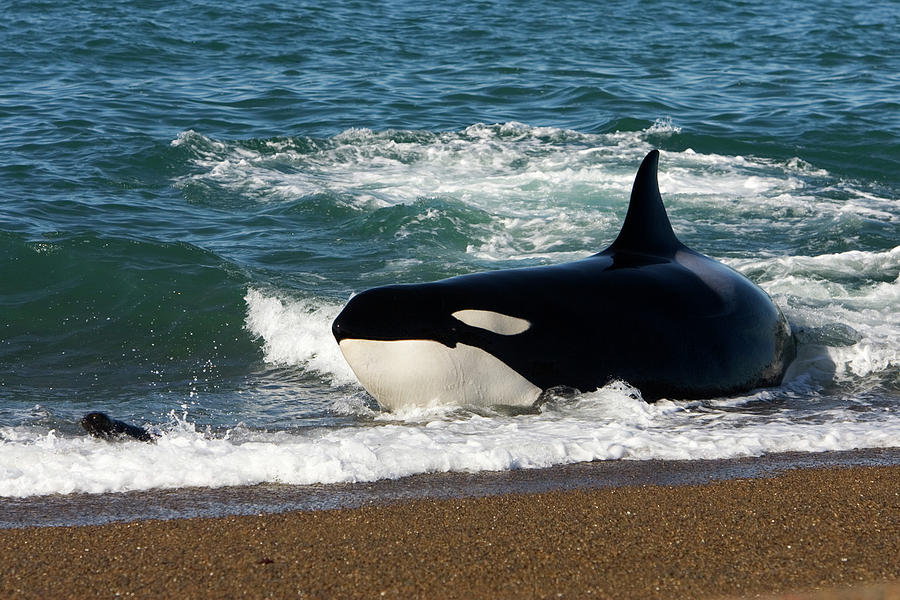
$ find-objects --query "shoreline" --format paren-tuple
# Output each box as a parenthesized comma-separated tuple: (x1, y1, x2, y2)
(3, 447, 900, 529)
(1, 460, 899, 599)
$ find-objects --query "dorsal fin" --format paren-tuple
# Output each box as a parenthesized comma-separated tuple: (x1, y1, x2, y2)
(606, 150, 683, 256)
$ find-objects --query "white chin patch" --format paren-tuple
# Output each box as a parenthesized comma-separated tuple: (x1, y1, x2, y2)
(451, 309, 531, 335)
(338, 339, 541, 410)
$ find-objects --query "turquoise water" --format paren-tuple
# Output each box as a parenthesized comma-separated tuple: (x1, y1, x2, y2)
(1, 0, 898, 497)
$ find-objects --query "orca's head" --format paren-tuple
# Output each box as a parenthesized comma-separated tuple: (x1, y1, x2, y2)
(332, 282, 541, 410)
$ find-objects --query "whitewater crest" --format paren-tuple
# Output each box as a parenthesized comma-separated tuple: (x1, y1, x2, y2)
(243, 288, 357, 385)
(169, 122, 880, 267)
(3, 384, 900, 498)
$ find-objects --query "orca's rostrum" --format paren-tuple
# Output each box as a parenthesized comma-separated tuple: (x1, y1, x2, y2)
(332, 150, 796, 410)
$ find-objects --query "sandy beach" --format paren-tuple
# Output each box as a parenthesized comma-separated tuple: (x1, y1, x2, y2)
(2, 461, 898, 599)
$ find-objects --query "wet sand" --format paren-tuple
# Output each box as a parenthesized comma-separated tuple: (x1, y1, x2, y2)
(1, 462, 898, 599)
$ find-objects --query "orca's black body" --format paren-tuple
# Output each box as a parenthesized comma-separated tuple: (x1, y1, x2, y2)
(81, 412, 153, 442)
(332, 150, 796, 408)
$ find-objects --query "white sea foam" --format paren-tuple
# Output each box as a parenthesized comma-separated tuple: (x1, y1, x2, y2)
(171, 122, 771, 219)
(172, 122, 888, 267)
(728, 246, 900, 283)
(724, 247, 900, 381)
(243, 288, 357, 385)
(170, 123, 867, 226)
(2, 385, 899, 498)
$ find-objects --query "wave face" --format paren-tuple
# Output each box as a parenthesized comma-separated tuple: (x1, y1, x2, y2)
(1, 0, 898, 497)
(2, 124, 897, 498)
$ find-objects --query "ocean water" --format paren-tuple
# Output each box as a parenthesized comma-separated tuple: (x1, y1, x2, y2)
(1, 0, 898, 498)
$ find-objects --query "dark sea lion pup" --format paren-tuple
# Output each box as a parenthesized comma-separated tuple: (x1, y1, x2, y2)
(332, 149, 797, 409)
(81, 412, 154, 442)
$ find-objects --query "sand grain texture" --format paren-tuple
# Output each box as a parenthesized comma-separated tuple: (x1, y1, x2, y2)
(1, 465, 898, 599)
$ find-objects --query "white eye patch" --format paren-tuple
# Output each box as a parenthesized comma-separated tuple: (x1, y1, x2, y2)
(452, 309, 531, 335)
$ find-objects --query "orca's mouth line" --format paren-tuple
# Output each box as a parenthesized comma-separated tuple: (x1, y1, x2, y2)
(332, 308, 531, 345)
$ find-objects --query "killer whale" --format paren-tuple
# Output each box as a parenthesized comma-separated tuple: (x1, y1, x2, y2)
(332, 150, 796, 409)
